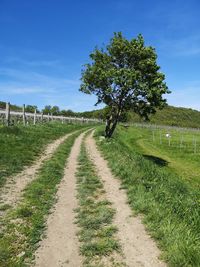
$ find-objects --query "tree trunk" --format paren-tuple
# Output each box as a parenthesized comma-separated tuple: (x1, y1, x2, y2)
(107, 119, 118, 138)
(105, 108, 122, 138)
(105, 115, 112, 137)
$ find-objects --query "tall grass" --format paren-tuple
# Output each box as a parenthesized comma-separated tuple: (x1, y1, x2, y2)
(96, 126, 200, 267)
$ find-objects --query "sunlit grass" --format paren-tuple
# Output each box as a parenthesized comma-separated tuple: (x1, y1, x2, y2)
(119, 125, 200, 187)
(96, 125, 200, 267)
(0, 132, 80, 266)
(0, 122, 84, 187)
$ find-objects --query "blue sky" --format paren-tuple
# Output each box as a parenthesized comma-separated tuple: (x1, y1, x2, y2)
(0, 0, 200, 111)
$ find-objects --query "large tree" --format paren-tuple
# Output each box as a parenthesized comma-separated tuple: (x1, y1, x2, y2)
(80, 32, 170, 138)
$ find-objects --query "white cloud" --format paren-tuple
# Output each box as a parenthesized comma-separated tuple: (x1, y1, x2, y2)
(0, 67, 80, 95)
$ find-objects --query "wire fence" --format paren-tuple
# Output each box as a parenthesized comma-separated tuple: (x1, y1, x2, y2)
(0, 103, 103, 126)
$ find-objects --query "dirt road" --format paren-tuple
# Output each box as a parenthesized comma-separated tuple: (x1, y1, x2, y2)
(85, 132, 166, 267)
(34, 132, 85, 267)
(0, 130, 78, 210)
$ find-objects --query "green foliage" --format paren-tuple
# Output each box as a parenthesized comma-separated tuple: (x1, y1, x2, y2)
(25, 105, 38, 113)
(80, 32, 170, 137)
(42, 105, 52, 114)
(0, 133, 79, 266)
(96, 126, 200, 267)
(0, 101, 22, 111)
(0, 123, 83, 188)
(50, 105, 60, 115)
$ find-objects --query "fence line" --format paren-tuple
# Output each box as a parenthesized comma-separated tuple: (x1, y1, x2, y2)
(132, 122, 200, 133)
(0, 103, 102, 126)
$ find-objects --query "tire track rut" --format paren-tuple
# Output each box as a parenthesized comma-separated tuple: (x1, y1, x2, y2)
(0, 130, 79, 211)
(34, 131, 87, 267)
(85, 131, 166, 267)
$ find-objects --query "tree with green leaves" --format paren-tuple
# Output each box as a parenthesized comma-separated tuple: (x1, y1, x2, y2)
(51, 105, 60, 115)
(42, 105, 52, 115)
(80, 32, 170, 138)
(25, 105, 38, 113)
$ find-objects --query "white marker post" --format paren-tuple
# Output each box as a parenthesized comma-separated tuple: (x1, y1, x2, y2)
(166, 133, 171, 146)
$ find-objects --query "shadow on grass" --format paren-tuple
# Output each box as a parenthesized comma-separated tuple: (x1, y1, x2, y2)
(143, 154, 169, 167)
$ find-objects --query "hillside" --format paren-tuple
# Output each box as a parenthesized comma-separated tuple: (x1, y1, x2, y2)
(128, 106, 200, 128)
(81, 105, 200, 129)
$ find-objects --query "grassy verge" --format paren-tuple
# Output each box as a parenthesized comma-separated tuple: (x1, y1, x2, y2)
(75, 143, 124, 267)
(95, 126, 200, 267)
(0, 131, 81, 267)
(0, 122, 84, 187)
(121, 126, 200, 188)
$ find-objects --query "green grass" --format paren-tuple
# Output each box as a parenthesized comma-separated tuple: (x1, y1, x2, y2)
(95, 126, 200, 267)
(0, 131, 81, 267)
(126, 105, 200, 128)
(120, 126, 200, 187)
(75, 143, 124, 267)
(0, 122, 84, 188)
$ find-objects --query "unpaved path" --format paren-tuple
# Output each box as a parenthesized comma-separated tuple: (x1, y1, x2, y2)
(86, 132, 166, 267)
(34, 132, 86, 267)
(0, 130, 79, 210)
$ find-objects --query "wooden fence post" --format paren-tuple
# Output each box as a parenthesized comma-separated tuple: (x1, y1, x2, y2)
(22, 104, 26, 126)
(6, 102, 10, 126)
(33, 109, 37, 125)
(41, 112, 43, 123)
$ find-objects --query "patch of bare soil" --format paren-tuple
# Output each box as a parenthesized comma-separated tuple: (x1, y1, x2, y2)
(0, 131, 78, 211)
(34, 132, 85, 267)
(85, 132, 166, 267)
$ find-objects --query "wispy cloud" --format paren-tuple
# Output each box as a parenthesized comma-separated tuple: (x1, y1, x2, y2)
(158, 35, 200, 57)
(0, 86, 47, 95)
(4, 57, 61, 67)
(0, 67, 80, 91)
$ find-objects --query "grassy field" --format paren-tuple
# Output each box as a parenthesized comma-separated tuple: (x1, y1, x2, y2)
(96, 126, 200, 267)
(121, 125, 200, 188)
(128, 105, 200, 128)
(0, 131, 81, 266)
(0, 123, 84, 188)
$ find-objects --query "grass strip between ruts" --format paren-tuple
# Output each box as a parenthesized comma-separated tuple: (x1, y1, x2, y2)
(0, 130, 81, 267)
(75, 142, 125, 267)
(95, 126, 200, 267)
